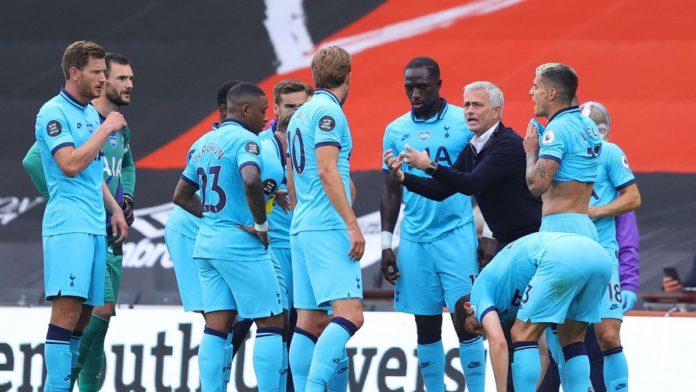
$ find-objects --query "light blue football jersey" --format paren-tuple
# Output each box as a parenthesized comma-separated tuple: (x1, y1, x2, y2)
(382, 101, 474, 242)
(35, 88, 105, 236)
(260, 134, 291, 246)
(538, 106, 602, 183)
(470, 233, 543, 325)
(590, 141, 635, 253)
(181, 119, 266, 260)
(166, 125, 220, 239)
(287, 89, 352, 233)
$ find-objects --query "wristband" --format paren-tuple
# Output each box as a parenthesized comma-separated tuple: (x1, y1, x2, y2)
(254, 221, 269, 232)
(381, 231, 393, 250)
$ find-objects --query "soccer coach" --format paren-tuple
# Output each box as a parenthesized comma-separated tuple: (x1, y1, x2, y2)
(384, 81, 541, 258)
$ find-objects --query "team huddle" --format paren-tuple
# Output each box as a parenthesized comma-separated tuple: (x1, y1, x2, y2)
(29, 40, 639, 392)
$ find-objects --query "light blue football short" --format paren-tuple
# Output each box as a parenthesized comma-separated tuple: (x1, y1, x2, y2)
(165, 227, 203, 312)
(517, 235, 611, 324)
(43, 233, 106, 306)
(395, 224, 478, 315)
(291, 229, 363, 310)
(540, 212, 599, 242)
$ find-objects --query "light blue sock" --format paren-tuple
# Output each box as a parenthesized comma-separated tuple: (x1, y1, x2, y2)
(289, 327, 317, 392)
(254, 327, 283, 392)
(223, 330, 234, 386)
(511, 341, 540, 392)
(69, 331, 82, 369)
(417, 341, 445, 392)
(279, 338, 289, 392)
(603, 346, 629, 391)
(45, 324, 72, 392)
(545, 326, 568, 390)
(459, 336, 486, 392)
(199, 327, 228, 392)
(327, 349, 349, 392)
(563, 342, 591, 392)
(306, 318, 358, 392)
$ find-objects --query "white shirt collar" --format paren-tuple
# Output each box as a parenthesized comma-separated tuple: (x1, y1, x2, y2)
(470, 121, 500, 153)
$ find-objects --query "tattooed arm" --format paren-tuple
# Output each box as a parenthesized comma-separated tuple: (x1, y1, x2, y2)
(523, 121, 559, 197)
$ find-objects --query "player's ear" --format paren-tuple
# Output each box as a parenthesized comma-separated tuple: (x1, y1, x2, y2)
(547, 87, 557, 102)
(69, 66, 80, 81)
(241, 103, 250, 117)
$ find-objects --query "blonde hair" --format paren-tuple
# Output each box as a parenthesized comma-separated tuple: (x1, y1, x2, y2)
(535, 63, 578, 103)
(311, 46, 351, 89)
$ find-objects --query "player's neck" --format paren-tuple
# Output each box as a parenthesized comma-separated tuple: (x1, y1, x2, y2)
(63, 82, 90, 105)
(92, 96, 118, 117)
(545, 102, 573, 120)
(274, 129, 288, 153)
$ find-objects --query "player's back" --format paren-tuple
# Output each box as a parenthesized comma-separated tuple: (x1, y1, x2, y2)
(590, 140, 635, 252)
(472, 234, 541, 324)
(183, 119, 266, 260)
(35, 90, 105, 236)
(259, 133, 291, 246)
(287, 89, 351, 233)
(383, 102, 475, 242)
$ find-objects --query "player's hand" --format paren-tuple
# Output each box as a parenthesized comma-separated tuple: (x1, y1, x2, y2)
(347, 222, 365, 262)
(102, 111, 127, 134)
(587, 206, 603, 219)
(663, 277, 682, 292)
(381, 248, 399, 284)
(237, 224, 270, 249)
(383, 149, 405, 183)
(477, 237, 498, 270)
(110, 207, 128, 244)
(399, 145, 432, 171)
(121, 195, 135, 226)
(622, 290, 637, 313)
(273, 190, 292, 214)
(523, 121, 540, 157)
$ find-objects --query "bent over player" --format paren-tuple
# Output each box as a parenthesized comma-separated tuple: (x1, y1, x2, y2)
(455, 232, 611, 392)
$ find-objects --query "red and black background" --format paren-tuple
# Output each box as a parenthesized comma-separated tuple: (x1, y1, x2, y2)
(1, 0, 695, 307)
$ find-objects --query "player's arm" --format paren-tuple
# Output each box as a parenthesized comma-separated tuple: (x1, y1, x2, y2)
(22, 142, 49, 198)
(381, 144, 403, 284)
(481, 310, 508, 392)
(349, 177, 357, 205)
(285, 154, 298, 209)
(241, 164, 270, 248)
(173, 178, 203, 218)
(389, 146, 454, 201)
(103, 181, 128, 243)
(589, 183, 641, 218)
(53, 112, 126, 177)
(317, 145, 364, 260)
(121, 131, 136, 225)
(523, 123, 559, 197)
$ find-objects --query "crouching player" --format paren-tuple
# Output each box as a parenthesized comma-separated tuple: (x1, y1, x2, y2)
(454, 232, 611, 392)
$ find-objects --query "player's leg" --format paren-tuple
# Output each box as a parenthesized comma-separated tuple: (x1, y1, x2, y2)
(302, 230, 363, 392)
(270, 246, 294, 392)
(557, 320, 591, 392)
(76, 245, 121, 391)
(395, 237, 446, 392)
(437, 225, 485, 392)
(510, 320, 548, 392)
(226, 254, 284, 392)
(290, 233, 330, 391)
(44, 233, 105, 391)
(594, 264, 629, 392)
(197, 258, 237, 392)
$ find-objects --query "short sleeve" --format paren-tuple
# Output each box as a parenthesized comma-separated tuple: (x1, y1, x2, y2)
(471, 279, 497, 323)
(36, 107, 74, 156)
(381, 127, 394, 172)
(538, 126, 567, 163)
(181, 146, 199, 188)
(237, 136, 262, 171)
(607, 144, 635, 190)
(313, 106, 344, 149)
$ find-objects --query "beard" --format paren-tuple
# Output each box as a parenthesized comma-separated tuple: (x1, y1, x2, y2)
(106, 88, 130, 106)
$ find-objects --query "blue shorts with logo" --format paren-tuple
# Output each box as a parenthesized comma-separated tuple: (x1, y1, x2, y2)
(196, 253, 283, 319)
(540, 212, 599, 241)
(600, 250, 623, 320)
(291, 230, 363, 310)
(395, 224, 478, 315)
(165, 227, 203, 312)
(269, 250, 289, 311)
(517, 235, 611, 324)
(270, 246, 292, 310)
(43, 233, 106, 306)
